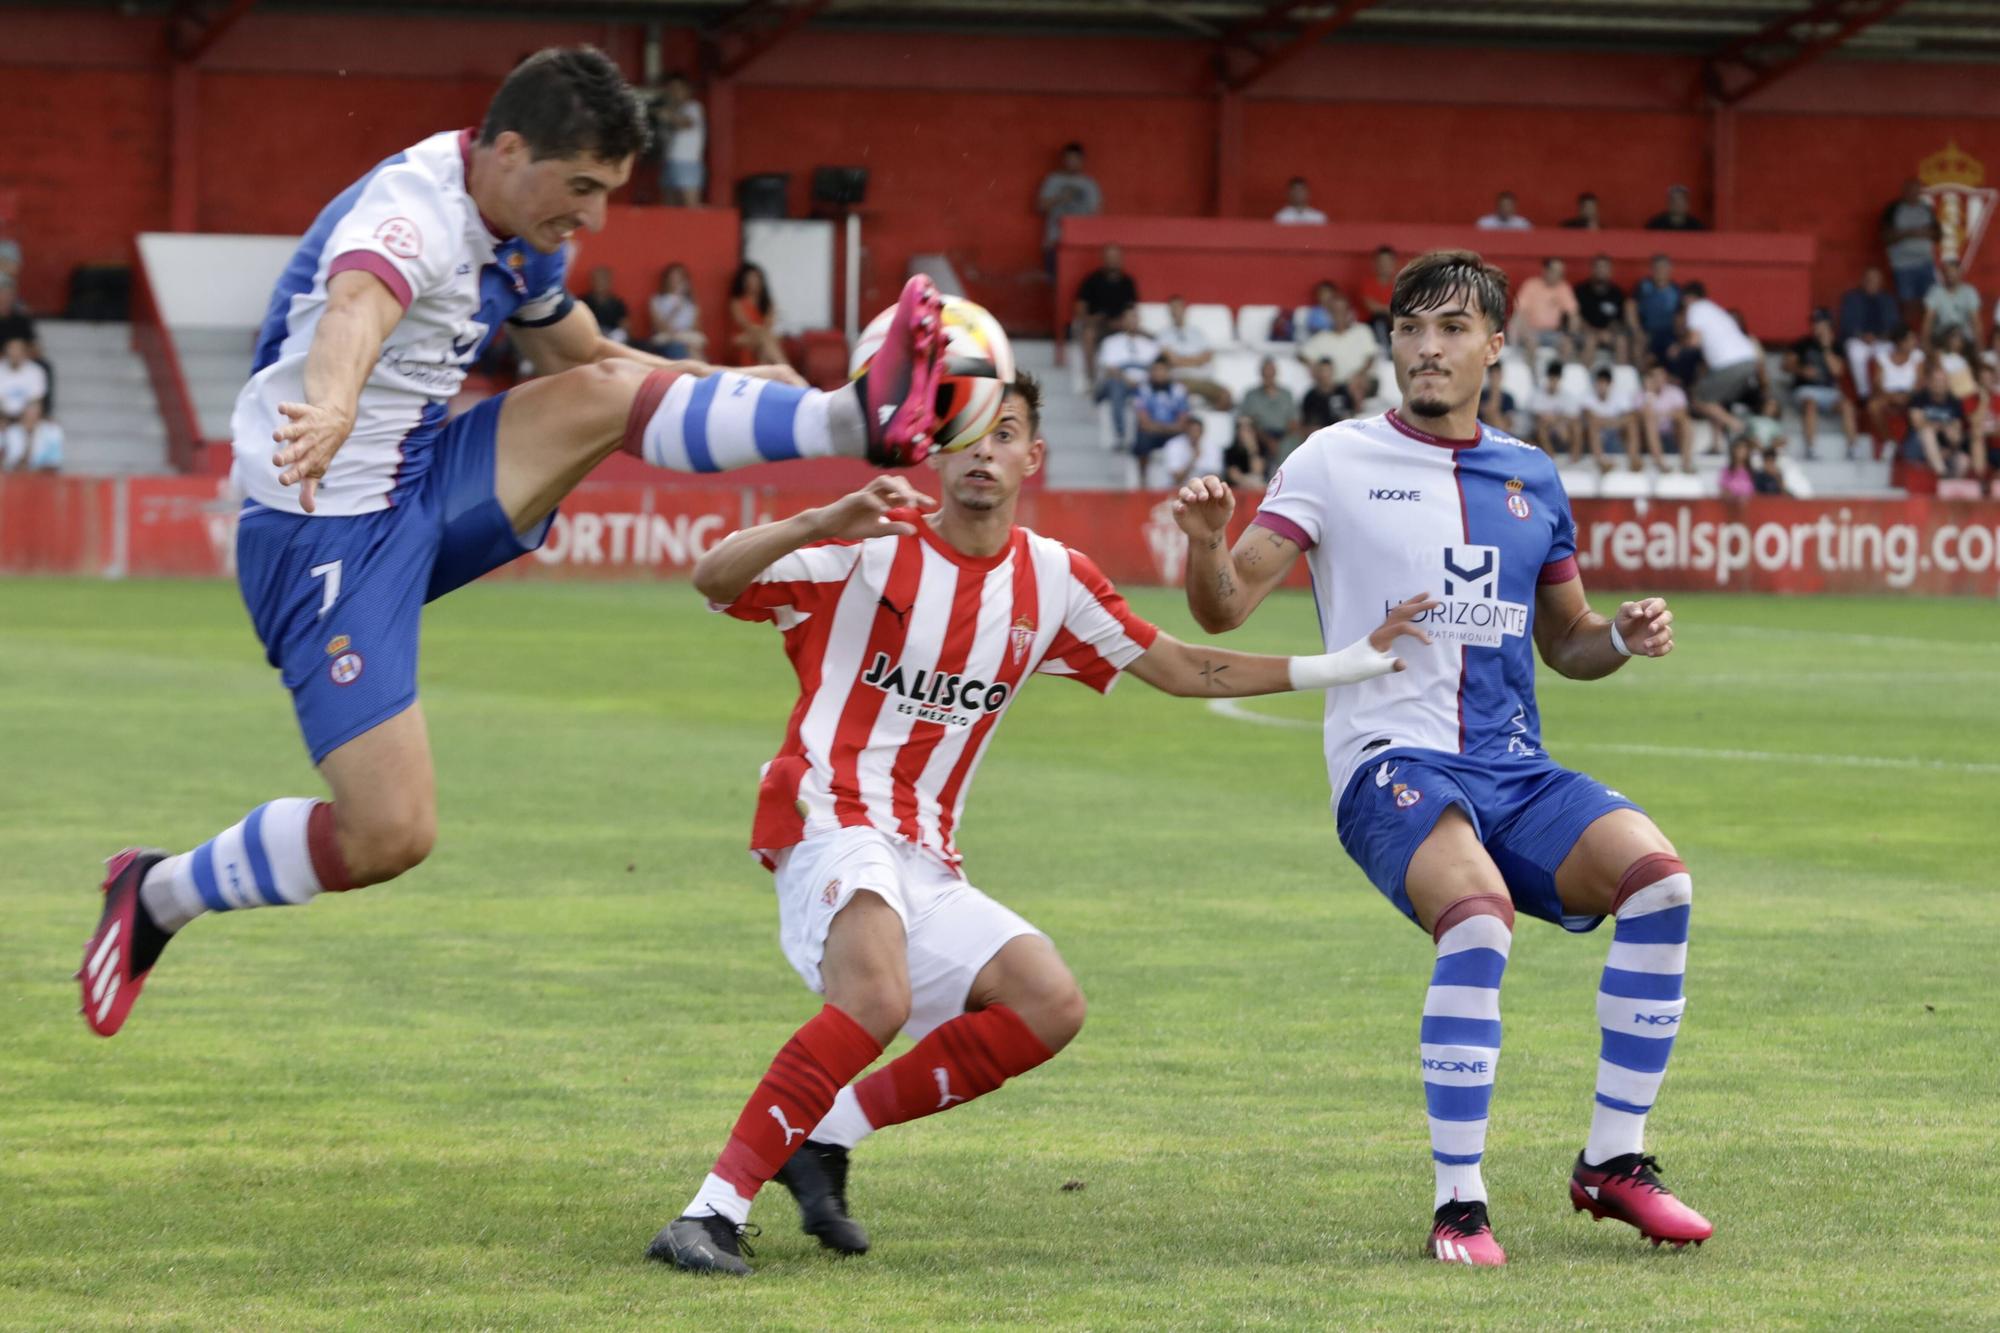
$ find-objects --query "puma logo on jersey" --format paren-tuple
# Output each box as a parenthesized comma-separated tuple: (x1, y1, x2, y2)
(877, 596, 911, 626)
(933, 1067, 966, 1108)
(768, 1104, 806, 1146)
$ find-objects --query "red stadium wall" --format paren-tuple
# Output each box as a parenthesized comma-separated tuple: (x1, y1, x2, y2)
(7, 474, 2000, 597)
(5, 9, 2000, 333)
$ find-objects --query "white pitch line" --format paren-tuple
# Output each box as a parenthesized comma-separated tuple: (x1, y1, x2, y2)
(1203, 699, 2000, 774)
(1698, 625, 2000, 654)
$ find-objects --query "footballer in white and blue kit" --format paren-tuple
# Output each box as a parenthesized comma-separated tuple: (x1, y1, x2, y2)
(78, 48, 957, 1040)
(1176, 249, 1712, 1266)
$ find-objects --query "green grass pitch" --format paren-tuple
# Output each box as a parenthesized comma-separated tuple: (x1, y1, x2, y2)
(2, 578, 1995, 1330)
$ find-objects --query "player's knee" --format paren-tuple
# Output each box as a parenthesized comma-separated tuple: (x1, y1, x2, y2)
(341, 808, 436, 885)
(1431, 892, 1515, 945)
(1612, 852, 1692, 915)
(1032, 977, 1087, 1053)
(837, 981, 911, 1046)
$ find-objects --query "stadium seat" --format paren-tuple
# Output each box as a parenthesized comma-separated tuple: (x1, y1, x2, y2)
(1652, 470, 1707, 499)
(1235, 304, 1280, 348)
(1558, 362, 1594, 401)
(1599, 469, 1652, 498)
(1134, 302, 1171, 337)
(1777, 456, 1815, 498)
(1186, 303, 1236, 351)
(1372, 359, 1402, 409)
(1558, 467, 1601, 498)
(1499, 355, 1535, 405)
(1210, 349, 1263, 401)
(1292, 305, 1315, 340)
(1610, 365, 1641, 399)
(1273, 357, 1311, 397)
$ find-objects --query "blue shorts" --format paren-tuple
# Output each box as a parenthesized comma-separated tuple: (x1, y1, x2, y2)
(1336, 746, 1641, 934)
(235, 394, 551, 763)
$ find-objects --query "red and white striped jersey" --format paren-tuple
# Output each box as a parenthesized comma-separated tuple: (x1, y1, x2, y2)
(721, 518, 1159, 869)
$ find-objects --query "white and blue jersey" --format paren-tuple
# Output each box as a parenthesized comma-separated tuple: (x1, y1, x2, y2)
(1252, 409, 1637, 929)
(231, 128, 573, 516)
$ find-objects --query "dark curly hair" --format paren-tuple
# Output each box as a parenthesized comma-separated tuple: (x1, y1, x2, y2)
(1390, 249, 1511, 331)
(479, 47, 651, 163)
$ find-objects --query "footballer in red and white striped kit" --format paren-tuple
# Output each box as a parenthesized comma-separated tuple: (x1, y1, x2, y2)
(648, 372, 1440, 1276)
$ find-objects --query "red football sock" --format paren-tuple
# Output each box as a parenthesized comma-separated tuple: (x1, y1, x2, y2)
(711, 1004, 883, 1198)
(854, 1004, 1054, 1130)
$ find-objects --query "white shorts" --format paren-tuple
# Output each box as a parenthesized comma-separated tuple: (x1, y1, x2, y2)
(771, 826, 1044, 1041)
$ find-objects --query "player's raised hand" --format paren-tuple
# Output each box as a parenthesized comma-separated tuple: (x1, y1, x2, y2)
(272, 400, 357, 514)
(1368, 592, 1439, 668)
(1171, 475, 1235, 539)
(811, 476, 935, 541)
(1616, 597, 1674, 657)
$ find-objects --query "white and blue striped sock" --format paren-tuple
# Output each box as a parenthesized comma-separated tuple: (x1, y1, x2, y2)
(139, 798, 331, 933)
(629, 371, 855, 472)
(1422, 911, 1512, 1209)
(1586, 864, 1692, 1165)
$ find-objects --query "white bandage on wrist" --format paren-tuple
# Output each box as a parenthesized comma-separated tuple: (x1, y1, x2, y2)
(1287, 637, 1401, 691)
(1609, 621, 1634, 657)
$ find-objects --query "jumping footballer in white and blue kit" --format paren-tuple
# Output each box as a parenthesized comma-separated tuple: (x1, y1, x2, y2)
(78, 48, 956, 1038)
(1175, 249, 1712, 1266)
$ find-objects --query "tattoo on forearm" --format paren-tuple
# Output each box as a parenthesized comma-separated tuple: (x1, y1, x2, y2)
(1204, 535, 1224, 552)
(1216, 567, 1237, 600)
(1199, 659, 1230, 691)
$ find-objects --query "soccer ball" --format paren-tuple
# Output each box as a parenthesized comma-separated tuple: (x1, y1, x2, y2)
(850, 294, 1014, 453)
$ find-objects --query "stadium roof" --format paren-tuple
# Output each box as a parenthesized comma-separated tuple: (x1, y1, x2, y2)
(229, 0, 2000, 64)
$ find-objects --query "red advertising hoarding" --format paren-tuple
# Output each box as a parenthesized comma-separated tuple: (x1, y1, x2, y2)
(3, 475, 1998, 597)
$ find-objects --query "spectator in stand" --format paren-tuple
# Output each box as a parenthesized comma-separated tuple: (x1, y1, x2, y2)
(1739, 390, 1786, 455)
(580, 266, 630, 344)
(1093, 306, 1159, 444)
(645, 262, 705, 360)
(1300, 356, 1355, 433)
(1274, 177, 1328, 225)
(1869, 326, 1924, 444)
(1153, 295, 1232, 408)
(1476, 191, 1531, 230)
(1560, 192, 1602, 229)
(1680, 281, 1761, 448)
(1752, 445, 1789, 496)
(1511, 256, 1579, 358)
(1073, 242, 1136, 380)
(1572, 254, 1630, 364)
(1659, 310, 1704, 391)
(1718, 438, 1757, 499)
(1222, 419, 1269, 490)
(1356, 244, 1398, 346)
(1298, 279, 1340, 337)
(1238, 356, 1300, 464)
(1880, 177, 1941, 314)
(1935, 326, 1977, 399)
(1785, 308, 1857, 458)
(1131, 354, 1193, 489)
(1645, 184, 1706, 231)
(727, 261, 784, 366)
(1903, 362, 1966, 477)
(1163, 416, 1223, 490)
(1527, 362, 1579, 459)
(1839, 266, 1902, 397)
(0, 279, 38, 356)
(1578, 366, 1640, 471)
(1039, 142, 1103, 274)
(1479, 363, 1519, 434)
(652, 73, 706, 207)
(1627, 254, 1682, 361)
(1296, 292, 1378, 403)
(0, 221, 19, 284)
(1639, 363, 1693, 473)
(1922, 256, 1983, 347)
(0, 337, 55, 471)
(1972, 362, 2000, 490)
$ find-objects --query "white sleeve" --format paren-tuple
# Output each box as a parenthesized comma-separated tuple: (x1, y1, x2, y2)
(1250, 434, 1328, 550)
(322, 165, 458, 310)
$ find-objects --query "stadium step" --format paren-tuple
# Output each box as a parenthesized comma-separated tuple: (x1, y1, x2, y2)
(32, 320, 177, 476)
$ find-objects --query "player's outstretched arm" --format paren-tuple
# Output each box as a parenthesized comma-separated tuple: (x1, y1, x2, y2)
(1173, 475, 1302, 633)
(273, 269, 405, 512)
(692, 477, 933, 606)
(1534, 576, 1674, 680)
(1127, 593, 1437, 698)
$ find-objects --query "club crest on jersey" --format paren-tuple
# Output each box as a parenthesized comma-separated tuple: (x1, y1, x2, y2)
(822, 877, 841, 907)
(1394, 783, 1423, 809)
(861, 651, 1012, 728)
(1390, 544, 1529, 648)
(373, 217, 421, 260)
(329, 652, 364, 685)
(1010, 616, 1036, 665)
(325, 634, 351, 656)
(1505, 477, 1531, 520)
